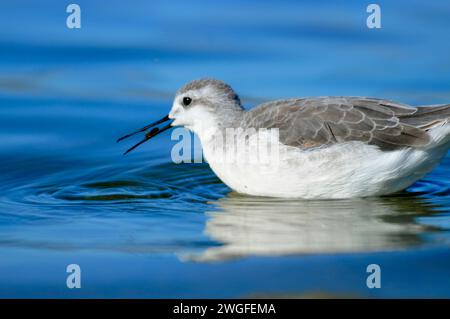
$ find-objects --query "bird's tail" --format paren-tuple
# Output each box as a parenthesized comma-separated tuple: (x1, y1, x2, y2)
(400, 104, 450, 147)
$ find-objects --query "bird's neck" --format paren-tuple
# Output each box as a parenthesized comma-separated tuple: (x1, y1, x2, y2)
(193, 107, 245, 145)
(216, 106, 245, 129)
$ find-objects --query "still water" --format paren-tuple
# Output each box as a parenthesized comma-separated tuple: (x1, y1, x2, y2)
(0, 0, 449, 297)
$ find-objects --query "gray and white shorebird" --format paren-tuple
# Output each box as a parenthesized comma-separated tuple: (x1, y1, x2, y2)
(118, 79, 450, 199)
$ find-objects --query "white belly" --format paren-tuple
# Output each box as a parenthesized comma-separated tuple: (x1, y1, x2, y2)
(202, 137, 448, 199)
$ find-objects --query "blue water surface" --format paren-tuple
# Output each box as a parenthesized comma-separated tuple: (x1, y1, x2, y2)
(0, 0, 449, 298)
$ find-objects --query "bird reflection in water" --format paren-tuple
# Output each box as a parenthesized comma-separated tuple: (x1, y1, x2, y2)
(183, 193, 441, 262)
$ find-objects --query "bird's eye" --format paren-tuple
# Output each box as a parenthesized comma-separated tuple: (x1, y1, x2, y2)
(182, 97, 192, 107)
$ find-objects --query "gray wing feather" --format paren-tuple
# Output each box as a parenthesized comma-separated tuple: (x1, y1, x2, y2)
(400, 104, 450, 129)
(240, 97, 431, 151)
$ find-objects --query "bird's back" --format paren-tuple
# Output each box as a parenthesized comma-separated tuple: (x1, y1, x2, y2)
(241, 97, 450, 151)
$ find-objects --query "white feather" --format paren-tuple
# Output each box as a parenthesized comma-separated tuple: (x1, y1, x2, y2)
(200, 124, 450, 199)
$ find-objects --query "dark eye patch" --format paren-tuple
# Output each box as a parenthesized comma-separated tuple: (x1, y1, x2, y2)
(182, 97, 192, 106)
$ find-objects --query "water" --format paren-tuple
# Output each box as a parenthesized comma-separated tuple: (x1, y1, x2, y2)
(0, 0, 449, 298)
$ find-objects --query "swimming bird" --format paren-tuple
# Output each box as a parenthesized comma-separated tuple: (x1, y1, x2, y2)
(118, 79, 450, 199)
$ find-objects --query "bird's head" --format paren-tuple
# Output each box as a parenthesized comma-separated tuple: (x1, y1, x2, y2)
(169, 78, 243, 132)
(117, 78, 243, 154)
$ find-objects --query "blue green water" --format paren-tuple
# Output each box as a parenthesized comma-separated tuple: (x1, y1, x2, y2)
(0, 0, 449, 298)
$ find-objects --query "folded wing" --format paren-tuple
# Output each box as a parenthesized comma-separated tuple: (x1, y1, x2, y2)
(241, 97, 433, 151)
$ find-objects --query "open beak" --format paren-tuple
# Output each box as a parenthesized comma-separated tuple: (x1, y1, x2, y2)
(117, 115, 172, 155)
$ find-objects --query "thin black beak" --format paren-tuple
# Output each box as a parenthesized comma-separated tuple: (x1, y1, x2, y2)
(117, 115, 172, 155)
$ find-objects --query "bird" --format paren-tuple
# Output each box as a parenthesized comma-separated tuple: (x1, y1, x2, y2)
(118, 78, 450, 199)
